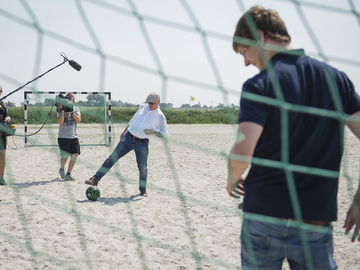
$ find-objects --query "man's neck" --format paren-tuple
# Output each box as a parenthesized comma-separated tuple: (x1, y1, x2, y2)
(264, 39, 293, 59)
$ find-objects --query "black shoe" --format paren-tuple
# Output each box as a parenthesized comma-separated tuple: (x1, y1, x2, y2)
(140, 191, 147, 197)
(0, 177, 6, 186)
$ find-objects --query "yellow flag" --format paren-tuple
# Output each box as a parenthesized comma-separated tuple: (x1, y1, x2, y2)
(190, 96, 195, 101)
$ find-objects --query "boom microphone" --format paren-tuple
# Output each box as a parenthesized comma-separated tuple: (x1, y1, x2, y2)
(60, 52, 82, 71)
(1, 52, 82, 101)
(69, 60, 82, 71)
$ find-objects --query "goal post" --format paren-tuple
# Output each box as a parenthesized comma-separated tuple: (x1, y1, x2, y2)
(24, 91, 114, 147)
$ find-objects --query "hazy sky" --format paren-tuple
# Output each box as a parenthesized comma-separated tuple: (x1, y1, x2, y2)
(0, 0, 360, 107)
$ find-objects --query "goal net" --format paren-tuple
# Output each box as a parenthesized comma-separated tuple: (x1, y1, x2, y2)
(1, 1, 360, 270)
(24, 91, 114, 147)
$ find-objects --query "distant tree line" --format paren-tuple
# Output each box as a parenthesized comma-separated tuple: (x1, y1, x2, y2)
(113, 102, 239, 109)
(11, 94, 239, 109)
(180, 103, 239, 109)
(7, 106, 240, 125)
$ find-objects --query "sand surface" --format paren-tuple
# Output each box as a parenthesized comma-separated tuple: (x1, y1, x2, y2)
(0, 124, 359, 269)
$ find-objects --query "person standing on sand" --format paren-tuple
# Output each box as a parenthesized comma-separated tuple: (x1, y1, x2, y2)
(0, 86, 12, 186)
(227, 5, 360, 269)
(57, 92, 81, 181)
(85, 92, 168, 196)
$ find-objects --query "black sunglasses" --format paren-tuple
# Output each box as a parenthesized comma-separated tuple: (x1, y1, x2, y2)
(148, 102, 154, 105)
(0, 90, 2, 93)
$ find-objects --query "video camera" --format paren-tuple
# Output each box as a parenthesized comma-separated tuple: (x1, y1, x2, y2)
(0, 122, 16, 136)
(55, 94, 74, 112)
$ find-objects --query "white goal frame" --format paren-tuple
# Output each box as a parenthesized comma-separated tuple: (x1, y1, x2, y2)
(24, 91, 112, 147)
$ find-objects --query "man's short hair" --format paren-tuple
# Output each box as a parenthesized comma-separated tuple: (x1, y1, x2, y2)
(233, 6, 291, 51)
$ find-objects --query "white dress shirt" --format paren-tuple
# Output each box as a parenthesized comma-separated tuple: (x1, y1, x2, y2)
(127, 103, 168, 140)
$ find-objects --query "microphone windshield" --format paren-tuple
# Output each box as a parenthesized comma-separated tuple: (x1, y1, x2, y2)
(69, 60, 82, 71)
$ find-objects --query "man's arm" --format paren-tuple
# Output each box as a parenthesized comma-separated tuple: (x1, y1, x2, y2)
(57, 106, 65, 125)
(227, 122, 263, 197)
(144, 115, 169, 139)
(144, 129, 163, 138)
(71, 111, 81, 123)
(344, 111, 360, 241)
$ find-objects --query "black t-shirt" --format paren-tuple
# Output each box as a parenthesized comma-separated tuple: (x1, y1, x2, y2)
(0, 100, 7, 123)
(238, 49, 360, 221)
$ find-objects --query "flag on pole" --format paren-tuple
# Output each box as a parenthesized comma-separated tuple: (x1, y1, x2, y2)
(190, 96, 195, 101)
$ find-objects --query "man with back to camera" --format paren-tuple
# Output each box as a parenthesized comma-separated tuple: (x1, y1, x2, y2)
(226, 6, 360, 269)
(85, 92, 168, 196)
(57, 92, 81, 181)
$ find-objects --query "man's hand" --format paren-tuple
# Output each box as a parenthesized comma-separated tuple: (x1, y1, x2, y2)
(4, 116, 11, 123)
(144, 129, 163, 138)
(343, 193, 360, 242)
(120, 128, 128, 139)
(144, 129, 155, 135)
(227, 175, 245, 198)
(226, 122, 263, 199)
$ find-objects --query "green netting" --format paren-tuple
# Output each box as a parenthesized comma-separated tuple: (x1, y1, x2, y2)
(24, 91, 114, 147)
(0, 1, 359, 269)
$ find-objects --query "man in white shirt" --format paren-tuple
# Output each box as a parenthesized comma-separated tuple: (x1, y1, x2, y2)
(85, 92, 168, 196)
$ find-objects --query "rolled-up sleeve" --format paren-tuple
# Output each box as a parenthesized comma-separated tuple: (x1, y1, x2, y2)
(157, 115, 169, 140)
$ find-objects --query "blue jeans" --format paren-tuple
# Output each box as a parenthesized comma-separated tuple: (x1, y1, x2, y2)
(94, 132, 149, 192)
(241, 218, 337, 270)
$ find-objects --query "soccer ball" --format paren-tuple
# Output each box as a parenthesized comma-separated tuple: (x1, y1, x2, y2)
(86, 186, 100, 201)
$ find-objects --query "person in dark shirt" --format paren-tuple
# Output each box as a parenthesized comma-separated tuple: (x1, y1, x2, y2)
(0, 86, 12, 185)
(227, 6, 360, 269)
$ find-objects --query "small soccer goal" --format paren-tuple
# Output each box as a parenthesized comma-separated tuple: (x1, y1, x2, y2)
(24, 91, 114, 147)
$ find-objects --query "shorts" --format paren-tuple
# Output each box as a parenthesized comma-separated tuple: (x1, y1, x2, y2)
(58, 138, 80, 156)
(0, 134, 7, 150)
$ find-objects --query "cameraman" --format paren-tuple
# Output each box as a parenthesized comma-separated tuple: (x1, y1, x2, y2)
(57, 92, 81, 181)
(0, 86, 10, 185)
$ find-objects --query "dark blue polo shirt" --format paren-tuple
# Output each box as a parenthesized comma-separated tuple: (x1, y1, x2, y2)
(238, 49, 360, 221)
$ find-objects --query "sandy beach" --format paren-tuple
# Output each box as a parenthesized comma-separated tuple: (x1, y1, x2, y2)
(0, 124, 359, 269)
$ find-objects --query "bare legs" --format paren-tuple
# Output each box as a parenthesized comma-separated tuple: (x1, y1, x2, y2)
(60, 153, 79, 174)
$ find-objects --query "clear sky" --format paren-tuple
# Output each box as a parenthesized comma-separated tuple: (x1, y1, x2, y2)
(0, 0, 360, 108)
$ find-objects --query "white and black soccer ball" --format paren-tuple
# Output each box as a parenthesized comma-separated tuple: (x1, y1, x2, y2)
(86, 186, 100, 201)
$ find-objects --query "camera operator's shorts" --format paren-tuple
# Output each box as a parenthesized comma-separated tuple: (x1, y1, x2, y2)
(0, 134, 6, 150)
(58, 138, 80, 156)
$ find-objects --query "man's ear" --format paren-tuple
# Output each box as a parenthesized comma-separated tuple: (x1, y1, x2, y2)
(257, 30, 265, 43)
